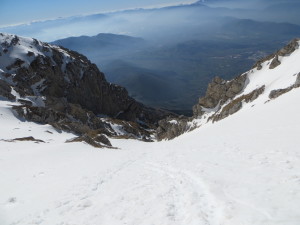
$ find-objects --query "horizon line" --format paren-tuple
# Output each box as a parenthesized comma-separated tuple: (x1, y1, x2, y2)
(0, 0, 198, 29)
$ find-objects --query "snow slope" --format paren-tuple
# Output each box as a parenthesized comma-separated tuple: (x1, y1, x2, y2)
(1, 87, 300, 225)
(1, 40, 300, 224)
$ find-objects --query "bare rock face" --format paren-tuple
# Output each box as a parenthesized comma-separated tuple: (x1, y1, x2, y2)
(253, 38, 300, 70)
(277, 38, 300, 56)
(156, 116, 196, 141)
(193, 74, 247, 117)
(158, 70, 248, 141)
(211, 85, 265, 122)
(157, 73, 265, 140)
(269, 55, 281, 69)
(192, 74, 264, 123)
(0, 34, 169, 123)
(269, 87, 293, 99)
(157, 38, 300, 141)
(252, 53, 276, 71)
(0, 33, 171, 147)
(294, 73, 300, 88)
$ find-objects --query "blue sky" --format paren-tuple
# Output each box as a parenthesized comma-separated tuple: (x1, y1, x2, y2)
(0, 0, 194, 27)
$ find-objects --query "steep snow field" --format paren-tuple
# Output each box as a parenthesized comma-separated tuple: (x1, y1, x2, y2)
(1, 84, 300, 225)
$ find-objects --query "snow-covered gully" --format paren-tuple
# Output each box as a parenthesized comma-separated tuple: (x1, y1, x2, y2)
(1, 86, 300, 225)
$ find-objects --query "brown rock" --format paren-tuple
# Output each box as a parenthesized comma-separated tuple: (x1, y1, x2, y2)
(193, 74, 247, 117)
(157, 116, 195, 141)
(294, 73, 300, 88)
(253, 38, 300, 70)
(212, 85, 265, 122)
(269, 55, 281, 69)
(66, 133, 112, 148)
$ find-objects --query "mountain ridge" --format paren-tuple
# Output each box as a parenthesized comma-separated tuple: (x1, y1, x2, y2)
(1, 34, 300, 225)
(1, 33, 300, 144)
(157, 38, 300, 140)
(0, 33, 172, 147)
(50, 18, 300, 111)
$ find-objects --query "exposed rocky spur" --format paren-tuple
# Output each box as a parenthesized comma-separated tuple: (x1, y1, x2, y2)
(157, 38, 300, 140)
(0, 33, 171, 147)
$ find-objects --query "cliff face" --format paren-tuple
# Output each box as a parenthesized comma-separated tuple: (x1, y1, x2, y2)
(0, 33, 170, 146)
(0, 33, 169, 123)
(192, 75, 247, 117)
(253, 38, 300, 70)
(157, 38, 300, 141)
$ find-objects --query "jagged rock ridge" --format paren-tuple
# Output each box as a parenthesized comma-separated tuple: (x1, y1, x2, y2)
(253, 38, 300, 70)
(0, 33, 171, 147)
(157, 38, 300, 140)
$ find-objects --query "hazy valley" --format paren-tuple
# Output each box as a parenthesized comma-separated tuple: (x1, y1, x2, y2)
(1, 0, 300, 224)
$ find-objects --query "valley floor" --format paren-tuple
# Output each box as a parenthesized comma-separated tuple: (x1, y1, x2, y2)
(1, 88, 300, 225)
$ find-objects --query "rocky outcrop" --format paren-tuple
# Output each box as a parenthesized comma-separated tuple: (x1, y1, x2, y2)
(277, 38, 300, 57)
(193, 75, 247, 117)
(12, 98, 154, 145)
(0, 33, 172, 147)
(269, 87, 293, 99)
(1, 136, 45, 143)
(4, 38, 168, 123)
(157, 38, 300, 141)
(253, 38, 300, 70)
(252, 53, 275, 71)
(156, 73, 265, 140)
(294, 73, 300, 88)
(157, 70, 248, 140)
(157, 39, 300, 141)
(211, 85, 265, 122)
(66, 133, 112, 148)
(156, 116, 196, 141)
(269, 55, 281, 69)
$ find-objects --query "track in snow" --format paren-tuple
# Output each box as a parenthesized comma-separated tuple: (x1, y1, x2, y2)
(144, 162, 224, 225)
